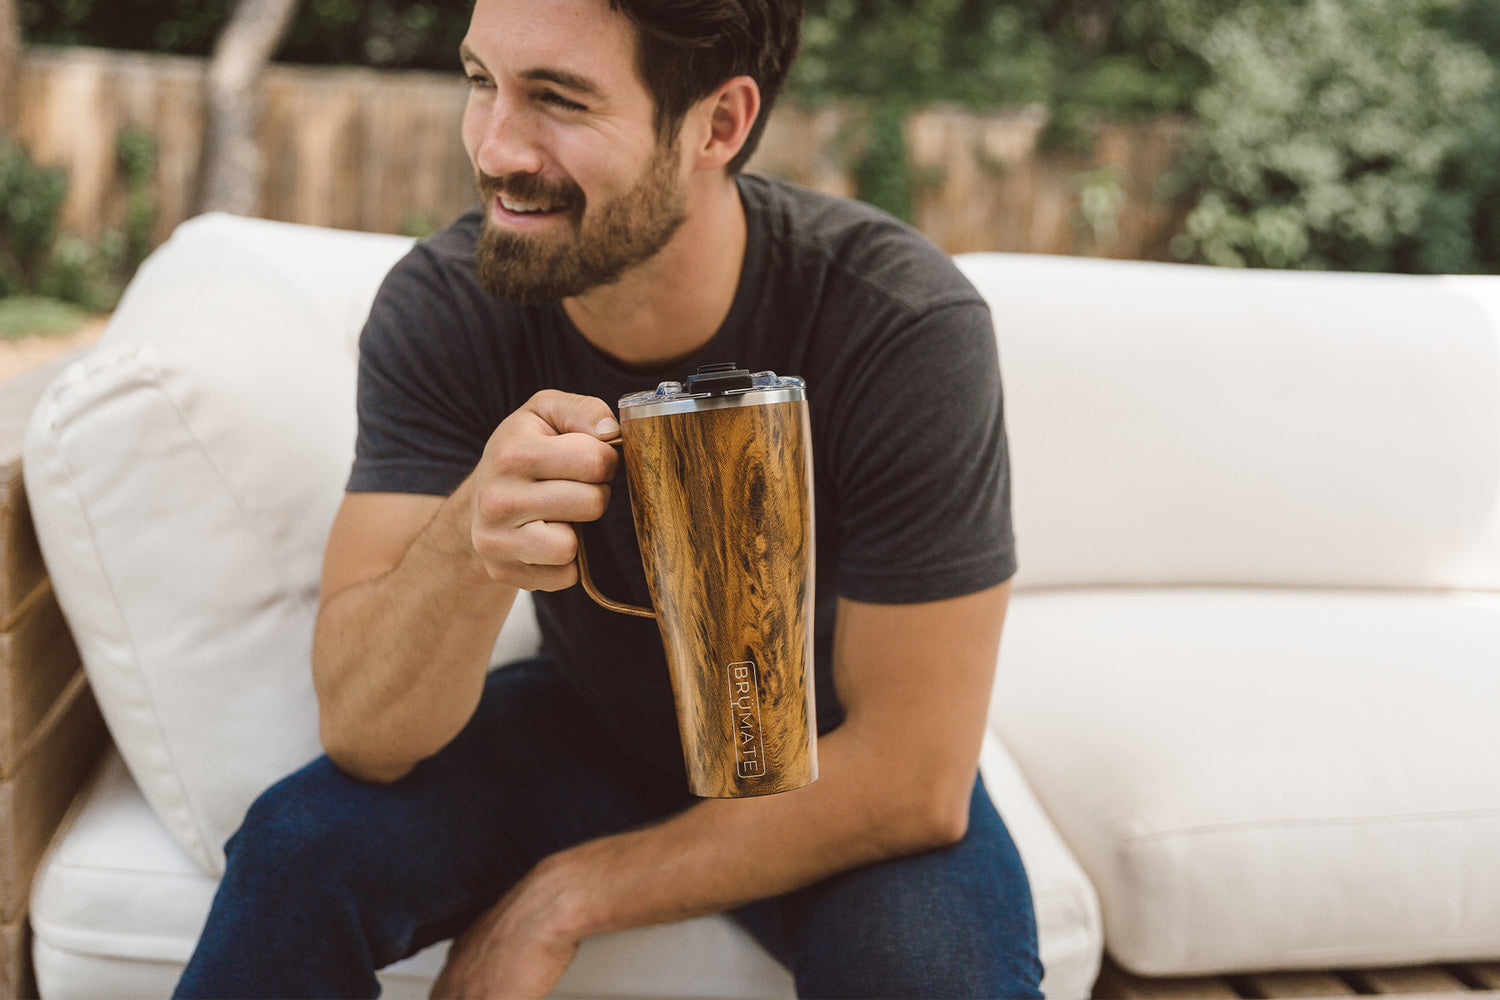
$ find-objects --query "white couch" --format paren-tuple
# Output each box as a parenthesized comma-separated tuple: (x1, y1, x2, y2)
(20, 212, 1500, 997)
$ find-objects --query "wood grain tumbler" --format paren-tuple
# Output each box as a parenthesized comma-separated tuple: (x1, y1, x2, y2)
(578, 365, 818, 797)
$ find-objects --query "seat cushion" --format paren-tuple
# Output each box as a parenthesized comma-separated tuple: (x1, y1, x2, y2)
(990, 587, 1500, 976)
(32, 733, 1103, 998)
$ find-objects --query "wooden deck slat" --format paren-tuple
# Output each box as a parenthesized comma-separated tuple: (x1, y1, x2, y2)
(1352, 967, 1470, 994)
(1462, 966, 1500, 991)
(1093, 961, 1241, 999)
(1093, 959, 1500, 1000)
(1241, 971, 1357, 997)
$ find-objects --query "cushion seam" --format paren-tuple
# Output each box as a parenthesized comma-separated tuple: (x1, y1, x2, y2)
(1118, 805, 1500, 848)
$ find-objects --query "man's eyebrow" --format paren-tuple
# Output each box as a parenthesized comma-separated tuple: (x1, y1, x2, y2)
(458, 45, 605, 101)
(520, 67, 604, 100)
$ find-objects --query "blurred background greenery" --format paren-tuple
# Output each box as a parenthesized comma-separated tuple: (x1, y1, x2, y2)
(7, 0, 1500, 308)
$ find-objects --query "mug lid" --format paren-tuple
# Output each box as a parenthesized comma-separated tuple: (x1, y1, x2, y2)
(618, 363, 805, 413)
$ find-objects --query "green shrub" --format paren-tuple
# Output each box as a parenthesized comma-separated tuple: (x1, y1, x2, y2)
(0, 129, 160, 311)
(1171, 0, 1498, 272)
(117, 125, 158, 276)
(0, 135, 69, 297)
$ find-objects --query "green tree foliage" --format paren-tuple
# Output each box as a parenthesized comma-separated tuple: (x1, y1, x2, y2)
(19, 0, 470, 70)
(1170, 0, 1498, 272)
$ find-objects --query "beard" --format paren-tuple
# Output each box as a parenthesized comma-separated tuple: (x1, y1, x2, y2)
(474, 142, 688, 304)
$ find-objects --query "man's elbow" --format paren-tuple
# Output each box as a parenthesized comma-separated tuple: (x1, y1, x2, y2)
(319, 716, 415, 786)
(884, 778, 972, 854)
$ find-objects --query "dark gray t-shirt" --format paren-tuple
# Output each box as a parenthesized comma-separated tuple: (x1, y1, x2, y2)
(349, 174, 1015, 776)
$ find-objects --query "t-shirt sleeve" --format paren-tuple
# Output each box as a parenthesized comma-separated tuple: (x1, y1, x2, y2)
(346, 246, 487, 496)
(829, 297, 1016, 604)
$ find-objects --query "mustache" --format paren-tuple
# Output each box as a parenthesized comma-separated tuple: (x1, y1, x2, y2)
(477, 171, 585, 214)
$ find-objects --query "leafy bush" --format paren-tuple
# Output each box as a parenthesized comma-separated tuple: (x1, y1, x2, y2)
(0, 135, 69, 298)
(0, 128, 159, 311)
(1171, 0, 1498, 272)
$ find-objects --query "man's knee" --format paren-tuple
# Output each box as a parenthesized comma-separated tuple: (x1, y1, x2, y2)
(789, 885, 1042, 999)
(224, 759, 368, 893)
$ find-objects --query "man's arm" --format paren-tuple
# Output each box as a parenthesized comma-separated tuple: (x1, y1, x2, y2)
(313, 391, 620, 783)
(433, 580, 1011, 998)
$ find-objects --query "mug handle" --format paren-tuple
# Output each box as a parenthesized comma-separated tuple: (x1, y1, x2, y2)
(576, 435, 656, 619)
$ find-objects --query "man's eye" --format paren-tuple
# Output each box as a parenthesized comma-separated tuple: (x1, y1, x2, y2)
(540, 91, 586, 112)
(466, 73, 493, 89)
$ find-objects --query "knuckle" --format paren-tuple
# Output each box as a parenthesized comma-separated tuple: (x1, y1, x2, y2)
(556, 526, 580, 564)
(493, 436, 541, 478)
(593, 445, 620, 482)
(526, 520, 576, 566)
(586, 485, 611, 521)
(475, 484, 521, 525)
(536, 563, 580, 593)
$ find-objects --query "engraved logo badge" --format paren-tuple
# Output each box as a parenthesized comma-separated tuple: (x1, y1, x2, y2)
(728, 661, 766, 778)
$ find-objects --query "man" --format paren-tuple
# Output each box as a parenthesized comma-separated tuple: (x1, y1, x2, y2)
(175, 0, 1042, 996)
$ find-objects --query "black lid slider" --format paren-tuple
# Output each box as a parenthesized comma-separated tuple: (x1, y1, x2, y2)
(685, 362, 754, 396)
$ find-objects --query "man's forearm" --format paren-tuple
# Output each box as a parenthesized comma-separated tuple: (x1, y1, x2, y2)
(313, 480, 518, 782)
(531, 720, 970, 942)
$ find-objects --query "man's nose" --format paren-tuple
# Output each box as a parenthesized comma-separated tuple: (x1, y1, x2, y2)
(475, 99, 546, 179)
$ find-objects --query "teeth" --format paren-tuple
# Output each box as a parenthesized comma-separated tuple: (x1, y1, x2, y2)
(500, 195, 561, 214)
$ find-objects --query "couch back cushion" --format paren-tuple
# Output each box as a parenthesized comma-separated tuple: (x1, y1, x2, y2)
(23, 214, 540, 873)
(956, 254, 1500, 591)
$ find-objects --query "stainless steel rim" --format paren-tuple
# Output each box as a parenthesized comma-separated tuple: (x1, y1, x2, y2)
(618, 387, 805, 419)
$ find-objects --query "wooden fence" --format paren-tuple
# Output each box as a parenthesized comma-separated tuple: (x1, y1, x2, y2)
(6, 45, 1191, 260)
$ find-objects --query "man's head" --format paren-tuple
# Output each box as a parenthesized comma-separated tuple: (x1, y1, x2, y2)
(606, 0, 803, 175)
(461, 0, 801, 304)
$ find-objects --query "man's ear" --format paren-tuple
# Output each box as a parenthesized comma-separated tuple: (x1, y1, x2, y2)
(689, 76, 761, 172)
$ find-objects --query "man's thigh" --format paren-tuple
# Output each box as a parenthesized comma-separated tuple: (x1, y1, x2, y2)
(733, 776, 1044, 1000)
(230, 658, 691, 962)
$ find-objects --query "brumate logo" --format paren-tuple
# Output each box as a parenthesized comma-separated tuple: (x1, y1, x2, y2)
(728, 661, 767, 778)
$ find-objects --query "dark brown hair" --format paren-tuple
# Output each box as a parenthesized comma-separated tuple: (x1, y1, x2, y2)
(608, 0, 803, 173)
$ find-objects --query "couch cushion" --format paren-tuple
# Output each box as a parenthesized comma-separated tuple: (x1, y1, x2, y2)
(32, 735, 1102, 998)
(990, 586, 1500, 975)
(955, 254, 1500, 591)
(22, 214, 540, 873)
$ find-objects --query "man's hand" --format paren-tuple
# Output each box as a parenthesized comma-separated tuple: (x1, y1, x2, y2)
(468, 389, 621, 593)
(429, 859, 585, 1000)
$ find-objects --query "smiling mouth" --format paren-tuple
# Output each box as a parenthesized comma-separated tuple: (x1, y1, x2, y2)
(498, 194, 567, 215)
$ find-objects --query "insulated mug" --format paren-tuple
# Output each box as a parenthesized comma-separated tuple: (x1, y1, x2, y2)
(578, 364, 818, 798)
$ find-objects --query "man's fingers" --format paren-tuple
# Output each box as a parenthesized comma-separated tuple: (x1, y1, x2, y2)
(505, 557, 579, 593)
(509, 519, 580, 568)
(475, 481, 610, 531)
(526, 389, 620, 440)
(499, 432, 617, 485)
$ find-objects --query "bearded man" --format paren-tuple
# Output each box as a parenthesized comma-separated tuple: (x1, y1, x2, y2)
(174, 0, 1042, 996)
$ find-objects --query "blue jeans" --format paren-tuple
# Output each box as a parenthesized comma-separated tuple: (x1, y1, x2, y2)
(175, 659, 1042, 999)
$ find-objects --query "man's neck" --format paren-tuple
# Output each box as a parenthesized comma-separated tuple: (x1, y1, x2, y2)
(563, 174, 747, 370)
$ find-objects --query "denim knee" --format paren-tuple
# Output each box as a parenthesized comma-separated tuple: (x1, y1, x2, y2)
(225, 763, 368, 898)
(787, 873, 1043, 999)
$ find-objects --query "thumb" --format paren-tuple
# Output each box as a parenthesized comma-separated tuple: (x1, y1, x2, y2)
(528, 390, 620, 440)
